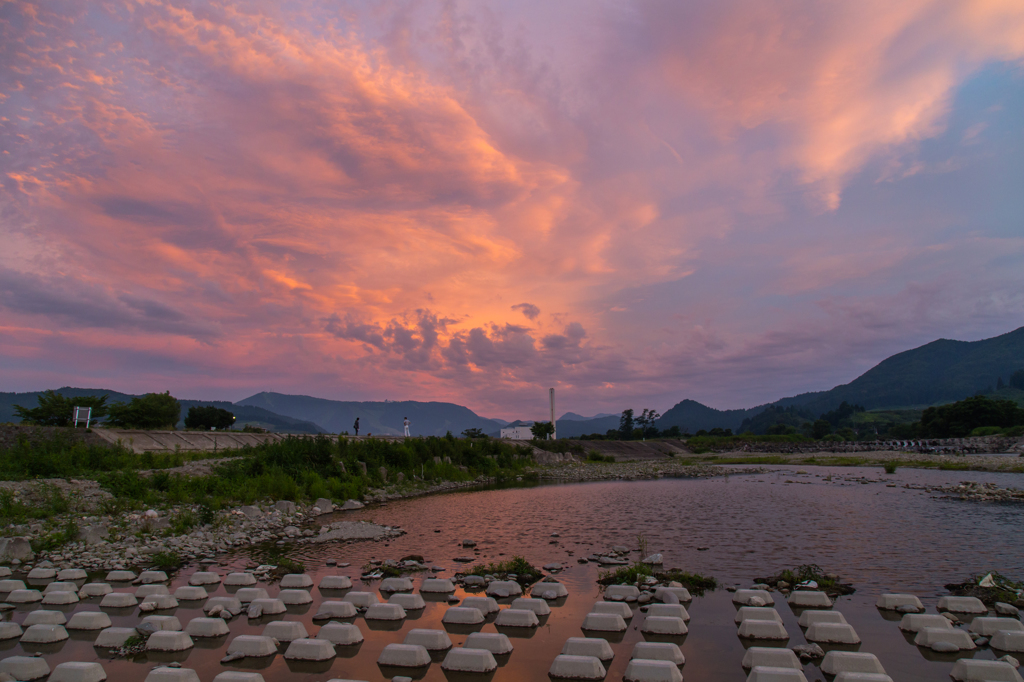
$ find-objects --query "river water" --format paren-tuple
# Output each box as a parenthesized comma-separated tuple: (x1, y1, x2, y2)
(3, 465, 1024, 682)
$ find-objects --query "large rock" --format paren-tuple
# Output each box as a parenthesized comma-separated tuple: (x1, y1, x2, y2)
(315, 498, 334, 514)
(339, 499, 364, 510)
(78, 526, 109, 545)
(0, 537, 33, 562)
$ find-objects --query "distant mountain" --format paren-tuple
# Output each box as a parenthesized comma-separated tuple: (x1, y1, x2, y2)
(235, 392, 504, 437)
(555, 415, 622, 438)
(655, 399, 764, 433)
(559, 412, 617, 421)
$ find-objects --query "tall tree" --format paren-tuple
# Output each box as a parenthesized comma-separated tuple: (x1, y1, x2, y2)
(107, 392, 181, 429)
(530, 421, 554, 440)
(618, 409, 635, 440)
(13, 390, 109, 427)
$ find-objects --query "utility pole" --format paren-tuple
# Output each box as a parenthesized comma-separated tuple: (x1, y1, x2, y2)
(549, 388, 556, 440)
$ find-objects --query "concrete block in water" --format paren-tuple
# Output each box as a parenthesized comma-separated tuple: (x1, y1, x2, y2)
(49, 662, 106, 682)
(100, 592, 138, 608)
(646, 604, 689, 621)
(820, 652, 886, 675)
(248, 598, 286, 615)
(914, 627, 976, 651)
(534, 581, 569, 599)
(605, 585, 641, 601)
(421, 578, 456, 593)
(389, 593, 426, 611)
(592, 601, 633, 619)
(377, 643, 431, 667)
(442, 607, 485, 625)
(144, 669, 200, 682)
(494, 608, 539, 628)
(141, 594, 178, 610)
(204, 596, 242, 615)
(0, 567, 10, 577)
(641, 616, 688, 635)
(441, 648, 498, 673)
(582, 612, 627, 632)
(787, 591, 832, 608)
(79, 583, 113, 598)
(403, 628, 452, 651)
(44, 582, 79, 594)
(67, 612, 112, 631)
(93, 627, 136, 648)
(318, 575, 352, 590)
(105, 571, 136, 582)
(223, 572, 256, 586)
(341, 591, 378, 607)
(174, 586, 208, 601)
(461, 596, 499, 615)
(42, 590, 79, 605)
(21, 623, 69, 643)
(742, 648, 801, 670)
(485, 580, 522, 598)
(799, 610, 847, 627)
(227, 635, 278, 658)
(7, 589, 42, 603)
(655, 587, 692, 603)
(549, 654, 607, 680)
(510, 597, 551, 615)
(27, 568, 56, 580)
(365, 603, 406, 621)
(0, 579, 27, 592)
(733, 590, 775, 606)
(746, 667, 808, 682)
(623, 659, 683, 682)
(950, 659, 1024, 682)
(212, 673, 264, 682)
(937, 596, 988, 614)
(562, 637, 614, 660)
(234, 588, 269, 603)
(316, 622, 363, 645)
(188, 572, 221, 586)
(23, 610, 65, 626)
(969, 617, 1024, 636)
(631, 642, 684, 665)
(185, 617, 230, 638)
(277, 589, 312, 605)
(136, 585, 170, 598)
(56, 569, 88, 581)
(991, 630, 1024, 652)
(279, 574, 313, 589)
(805, 623, 860, 644)
(379, 578, 413, 592)
(833, 675, 893, 682)
(141, 615, 182, 631)
(876, 594, 923, 610)
(738, 620, 789, 640)
(314, 600, 357, 619)
(262, 621, 309, 641)
(0, 656, 51, 681)
(0, 621, 23, 639)
(283, 638, 336, 661)
(464, 632, 513, 655)
(138, 571, 168, 584)
(146, 631, 194, 651)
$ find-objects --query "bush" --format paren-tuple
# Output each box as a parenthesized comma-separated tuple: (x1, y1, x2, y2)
(883, 462, 897, 474)
(107, 392, 181, 429)
(586, 451, 615, 463)
(184, 406, 235, 431)
(467, 556, 542, 585)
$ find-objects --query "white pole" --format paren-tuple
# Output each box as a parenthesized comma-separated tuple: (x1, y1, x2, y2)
(549, 388, 556, 440)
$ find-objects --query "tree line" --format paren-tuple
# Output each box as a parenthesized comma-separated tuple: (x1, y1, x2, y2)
(13, 390, 234, 431)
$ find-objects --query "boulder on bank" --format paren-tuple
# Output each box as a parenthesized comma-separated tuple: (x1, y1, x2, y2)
(0, 537, 33, 562)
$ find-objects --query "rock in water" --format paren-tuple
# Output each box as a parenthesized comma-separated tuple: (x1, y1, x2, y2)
(792, 644, 825, 660)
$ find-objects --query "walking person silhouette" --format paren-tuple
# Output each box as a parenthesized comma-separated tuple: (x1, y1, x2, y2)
(353, 417, 359, 436)
(403, 417, 410, 437)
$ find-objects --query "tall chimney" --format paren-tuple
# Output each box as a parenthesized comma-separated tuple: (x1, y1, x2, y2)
(549, 388, 556, 440)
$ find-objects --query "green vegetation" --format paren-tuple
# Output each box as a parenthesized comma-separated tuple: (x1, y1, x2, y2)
(530, 421, 555, 440)
(34, 520, 80, 552)
(0, 485, 70, 522)
(461, 428, 487, 438)
(756, 564, 854, 596)
(919, 396, 1024, 438)
(945, 571, 1024, 605)
(150, 550, 183, 570)
(586, 451, 616, 463)
(534, 440, 584, 455)
(184, 405, 235, 430)
(13, 390, 109, 426)
(467, 556, 542, 585)
(597, 564, 717, 596)
(106, 391, 181, 429)
(685, 434, 809, 454)
(883, 462, 898, 474)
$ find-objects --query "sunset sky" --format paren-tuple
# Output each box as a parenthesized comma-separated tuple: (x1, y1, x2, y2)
(2, 0, 1023, 419)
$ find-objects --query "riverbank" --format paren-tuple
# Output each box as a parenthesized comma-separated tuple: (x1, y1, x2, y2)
(692, 449, 1024, 472)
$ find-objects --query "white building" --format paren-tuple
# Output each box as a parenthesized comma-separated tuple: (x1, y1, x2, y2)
(500, 424, 535, 440)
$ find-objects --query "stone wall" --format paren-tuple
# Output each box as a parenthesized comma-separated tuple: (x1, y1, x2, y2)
(0, 423, 111, 451)
(718, 435, 1023, 455)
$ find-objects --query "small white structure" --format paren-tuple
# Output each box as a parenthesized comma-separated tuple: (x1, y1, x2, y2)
(500, 425, 535, 440)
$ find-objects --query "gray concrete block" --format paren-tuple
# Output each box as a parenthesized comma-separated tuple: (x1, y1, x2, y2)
(223, 573, 257, 586)
(389, 593, 425, 611)
(188, 572, 221, 586)
(461, 597, 499, 615)
(463, 632, 513, 655)
(204, 596, 242, 615)
(49, 662, 106, 682)
(441, 648, 497, 673)
(510, 597, 551, 615)
(144, 668, 200, 682)
(138, 571, 168, 584)
(365, 603, 406, 621)
(104, 571, 136, 582)
(263, 621, 309, 641)
(21, 623, 69, 643)
(234, 587, 269, 603)
(227, 635, 278, 657)
(604, 585, 641, 601)
(377, 643, 431, 667)
(146, 631, 195, 651)
(746, 667, 808, 682)
(582, 612, 627, 632)
(44, 582, 79, 594)
(278, 589, 312, 605)
(806, 623, 860, 644)
(379, 578, 413, 592)
(798, 610, 847, 627)
(100, 592, 137, 608)
(341, 591, 378, 607)
(742, 647, 801, 670)
(875, 594, 923, 610)
(0, 566, 10, 577)
(283, 638, 336, 661)
(950, 659, 1024, 682)
(280, 574, 313, 589)
(27, 568, 56, 580)
(833, 674, 893, 682)
(318, 575, 351, 590)
(141, 594, 178, 610)
(914, 627, 976, 651)
(969, 618, 1024, 636)
(937, 596, 988, 614)
(56, 569, 87, 581)
(820, 652, 886, 675)
(533, 580, 569, 599)
(93, 627, 136, 648)
(6, 589, 42, 603)
(549, 654, 606, 680)
(314, 600, 358, 619)
(140, 615, 182, 631)
(442, 607, 485, 625)
(735, 607, 783, 624)
(737, 620, 789, 640)
(641, 616, 687, 635)
(0, 656, 51, 681)
(174, 587, 208, 601)
(646, 604, 689, 621)
(420, 578, 456, 593)
(494, 608, 539, 628)
(0, 621, 23, 639)
(562, 637, 614, 660)
(185, 617, 230, 638)
(212, 673, 265, 682)
(485, 580, 522, 598)
(248, 598, 286, 615)
(733, 590, 775, 606)
(66, 612, 112, 631)
(992, 630, 1024, 652)
(0, 579, 27, 592)
(631, 642, 684, 665)
(42, 590, 80, 605)
(592, 601, 634, 619)
(787, 591, 832, 608)
(136, 585, 170, 598)
(655, 587, 692, 603)
(79, 583, 113, 598)
(403, 628, 452, 651)
(623, 659, 683, 682)
(23, 610, 65, 626)
(316, 622, 363, 645)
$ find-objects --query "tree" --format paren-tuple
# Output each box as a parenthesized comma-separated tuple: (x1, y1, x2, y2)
(636, 409, 661, 439)
(462, 427, 487, 439)
(107, 392, 181, 429)
(919, 396, 1024, 438)
(812, 419, 833, 439)
(1010, 369, 1024, 390)
(13, 390, 109, 427)
(662, 425, 681, 438)
(184, 405, 235, 430)
(618, 409, 635, 440)
(530, 421, 555, 440)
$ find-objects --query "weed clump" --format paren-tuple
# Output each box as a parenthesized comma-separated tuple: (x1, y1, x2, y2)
(467, 556, 542, 585)
(756, 564, 855, 596)
(945, 571, 1023, 605)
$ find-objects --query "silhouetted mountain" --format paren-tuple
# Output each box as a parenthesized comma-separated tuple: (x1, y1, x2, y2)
(235, 392, 504, 437)
(559, 412, 617, 421)
(555, 415, 622, 438)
